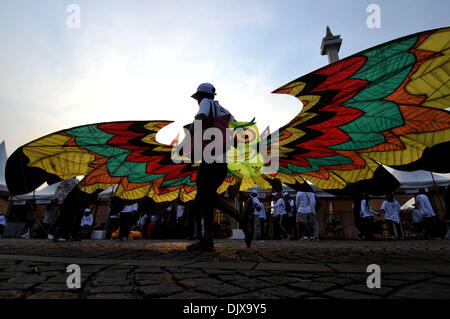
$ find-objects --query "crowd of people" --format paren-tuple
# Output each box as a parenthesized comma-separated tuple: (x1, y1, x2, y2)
(245, 187, 449, 242)
(246, 190, 321, 242)
(1, 185, 449, 243)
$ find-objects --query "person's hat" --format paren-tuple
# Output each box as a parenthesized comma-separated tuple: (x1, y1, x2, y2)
(252, 190, 258, 195)
(283, 192, 289, 197)
(84, 208, 91, 213)
(191, 83, 216, 100)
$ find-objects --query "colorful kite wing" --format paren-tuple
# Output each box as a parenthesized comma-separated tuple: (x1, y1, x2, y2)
(6, 27, 449, 201)
(268, 27, 450, 190)
(6, 121, 201, 202)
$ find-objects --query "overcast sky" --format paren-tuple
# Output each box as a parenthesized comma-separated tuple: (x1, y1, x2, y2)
(0, 0, 449, 156)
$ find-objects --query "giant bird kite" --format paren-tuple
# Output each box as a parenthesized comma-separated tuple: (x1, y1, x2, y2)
(5, 27, 450, 203)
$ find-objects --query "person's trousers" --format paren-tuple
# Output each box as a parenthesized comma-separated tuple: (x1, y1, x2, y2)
(360, 216, 374, 240)
(288, 216, 297, 238)
(296, 213, 310, 238)
(386, 220, 404, 239)
(194, 162, 228, 243)
(309, 213, 319, 238)
(273, 216, 281, 239)
(259, 219, 266, 239)
(119, 212, 132, 239)
(279, 214, 290, 238)
(253, 216, 261, 240)
(423, 216, 436, 239)
(53, 207, 78, 239)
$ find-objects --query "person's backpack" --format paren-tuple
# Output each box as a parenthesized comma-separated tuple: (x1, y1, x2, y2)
(185, 100, 231, 162)
(207, 100, 232, 155)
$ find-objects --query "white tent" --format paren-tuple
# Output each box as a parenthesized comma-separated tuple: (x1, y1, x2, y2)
(11, 182, 61, 202)
(383, 165, 450, 190)
(0, 140, 8, 193)
(241, 182, 335, 198)
(98, 185, 118, 199)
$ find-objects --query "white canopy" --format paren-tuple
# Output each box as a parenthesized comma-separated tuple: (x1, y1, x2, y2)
(241, 182, 335, 198)
(98, 185, 118, 199)
(384, 166, 450, 189)
(11, 182, 61, 201)
(0, 140, 8, 193)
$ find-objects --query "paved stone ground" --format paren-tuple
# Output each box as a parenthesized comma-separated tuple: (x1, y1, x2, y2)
(0, 238, 449, 299)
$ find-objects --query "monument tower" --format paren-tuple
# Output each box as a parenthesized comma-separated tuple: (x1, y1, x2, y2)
(320, 26, 342, 64)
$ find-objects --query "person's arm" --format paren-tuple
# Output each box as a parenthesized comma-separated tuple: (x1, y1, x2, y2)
(380, 201, 387, 216)
(272, 199, 282, 209)
(189, 99, 211, 136)
(295, 193, 301, 211)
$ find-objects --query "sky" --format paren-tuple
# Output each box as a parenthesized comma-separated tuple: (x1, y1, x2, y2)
(0, 0, 449, 156)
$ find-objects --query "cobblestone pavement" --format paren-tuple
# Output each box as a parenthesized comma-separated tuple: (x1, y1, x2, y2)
(0, 238, 449, 299)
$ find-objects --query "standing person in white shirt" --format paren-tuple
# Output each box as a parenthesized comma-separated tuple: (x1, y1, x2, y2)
(359, 194, 380, 240)
(295, 191, 313, 240)
(415, 188, 436, 239)
(287, 195, 297, 239)
(250, 190, 265, 240)
(282, 192, 294, 240)
(176, 204, 185, 221)
(80, 208, 94, 230)
(79, 207, 94, 239)
(307, 192, 320, 242)
(380, 193, 404, 240)
(0, 212, 6, 237)
(271, 193, 291, 240)
(257, 197, 267, 240)
(80, 208, 93, 227)
(271, 193, 281, 239)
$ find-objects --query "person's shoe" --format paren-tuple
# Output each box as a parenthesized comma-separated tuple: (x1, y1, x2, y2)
(287, 234, 293, 241)
(203, 240, 214, 251)
(47, 234, 54, 240)
(55, 237, 66, 242)
(186, 240, 214, 252)
(186, 241, 203, 251)
(301, 236, 309, 241)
